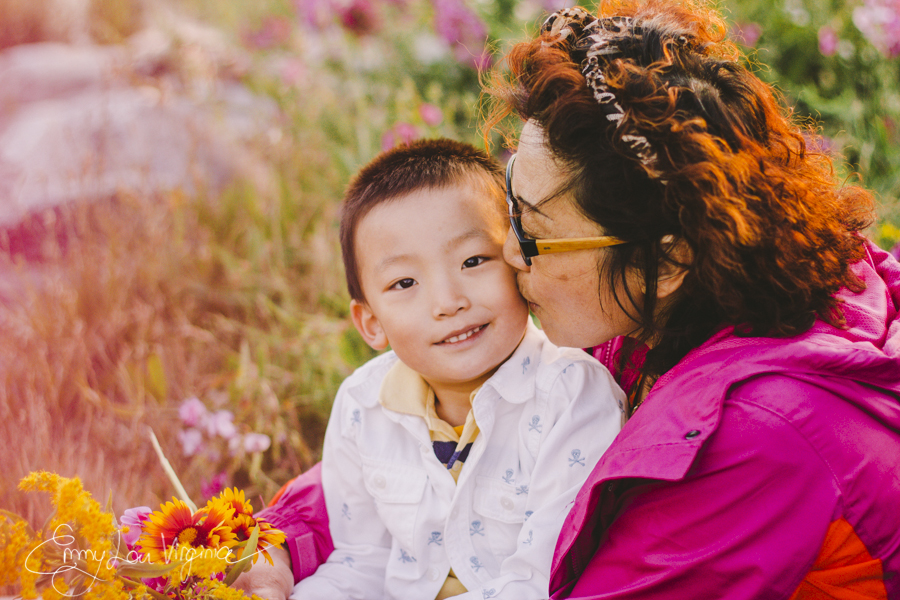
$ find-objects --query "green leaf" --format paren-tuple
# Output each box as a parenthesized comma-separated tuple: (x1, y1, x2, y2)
(116, 560, 182, 577)
(222, 525, 260, 586)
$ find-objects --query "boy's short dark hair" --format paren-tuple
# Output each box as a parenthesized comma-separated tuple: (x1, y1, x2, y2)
(340, 138, 505, 302)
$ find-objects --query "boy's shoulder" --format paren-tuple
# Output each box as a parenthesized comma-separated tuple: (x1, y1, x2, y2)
(336, 350, 399, 405)
(484, 321, 621, 402)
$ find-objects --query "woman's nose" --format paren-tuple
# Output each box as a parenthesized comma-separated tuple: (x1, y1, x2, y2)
(503, 228, 530, 272)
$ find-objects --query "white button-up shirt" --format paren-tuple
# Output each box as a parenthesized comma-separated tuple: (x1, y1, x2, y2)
(291, 322, 624, 600)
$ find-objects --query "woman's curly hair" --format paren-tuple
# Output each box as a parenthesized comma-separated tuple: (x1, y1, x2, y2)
(484, 0, 875, 378)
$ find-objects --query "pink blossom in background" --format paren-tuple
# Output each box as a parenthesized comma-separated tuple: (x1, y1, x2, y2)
(802, 131, 836, 154)
(119, 506, 152, 546)
(381, 122, 420, 150)
(243, 432, 273, 453)
(201, 472, 229, 499)
(542, 0, 572, 12)
(206, 409, 237, 439)
(418, 103, 443, 126)
(853, 0, 900, 57)
(242, 15, 294, 50)
(891, 241, 900, 260)
(295, 0, 336, 29)
(178, 428, 204, 456)
(178, 397, 207, 428)
(818, 26, 840, 56)
(431, 0, 490, 69)
(732, 22, 762, 47)
(340, 0, 381, 36)
(280, 58, 308, 87)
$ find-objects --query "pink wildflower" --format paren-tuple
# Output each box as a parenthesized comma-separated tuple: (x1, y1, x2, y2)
(179, 397, 208, 428)
(381, 123, 420, 150)
(242, 16, 293, 50)
(243, 433, 272, 453)
(295, 0, 336, 29)
(340, 0, 380, 36)
(178, 428, 204, 457)
(853, 0, 900, 57)
(418, 103, 443, 127)
(732, 22, 762, 47)
(201, 472, 229, 499)
(206, 410, 237, 439)
(120, 506, 152, 547)
(818, 26, 839, 56)
(431, 0, 490, 69)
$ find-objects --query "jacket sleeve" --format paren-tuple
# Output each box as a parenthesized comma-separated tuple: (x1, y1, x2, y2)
(457, 357, 625, 600)
(256, 462, 334, 584)
(290, 383, 392, 600)
(556, 382, 840, 600)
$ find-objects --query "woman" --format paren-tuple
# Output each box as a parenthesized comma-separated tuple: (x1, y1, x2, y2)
(240, 0, 900, 597)
(489, 0, 900, 597)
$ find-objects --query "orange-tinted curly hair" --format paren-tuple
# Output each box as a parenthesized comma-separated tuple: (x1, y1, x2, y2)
(484, 0, 874, 377)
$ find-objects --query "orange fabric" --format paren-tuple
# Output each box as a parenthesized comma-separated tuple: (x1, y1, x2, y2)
(789, 517, 887, 600)
(268, 476, 298, 507)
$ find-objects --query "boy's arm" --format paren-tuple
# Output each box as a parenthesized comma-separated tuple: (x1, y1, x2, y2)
(290, 385, 392, 600)
(457, 357, 624, 600)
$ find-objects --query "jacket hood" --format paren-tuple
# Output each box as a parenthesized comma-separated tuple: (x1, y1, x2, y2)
(650, 240, 900, 435)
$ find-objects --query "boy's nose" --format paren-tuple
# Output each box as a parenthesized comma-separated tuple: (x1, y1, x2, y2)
(503, 228, 530, 272)
(432, 282, 471, 318)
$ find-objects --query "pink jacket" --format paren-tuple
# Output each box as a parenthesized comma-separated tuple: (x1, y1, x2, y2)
(553, 242, 900, 599)
(265, 243, 900, 598)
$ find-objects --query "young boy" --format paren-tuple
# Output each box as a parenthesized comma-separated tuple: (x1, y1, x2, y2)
(290, 139, 624, 600)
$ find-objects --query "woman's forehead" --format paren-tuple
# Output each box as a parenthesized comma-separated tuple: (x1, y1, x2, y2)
(513, 121, 573, 208)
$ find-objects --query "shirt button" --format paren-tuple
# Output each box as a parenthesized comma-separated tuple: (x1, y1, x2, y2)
(373, 475, 386, 489)
(500, 497, 515, 511)
(450, 507, 459, 519)
(428, 567, 441, 581)
(421, 445, 430, 455)
(685, 430, 701, 439)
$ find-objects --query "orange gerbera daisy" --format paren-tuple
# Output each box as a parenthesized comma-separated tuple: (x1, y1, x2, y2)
(138, 498, 237, 563)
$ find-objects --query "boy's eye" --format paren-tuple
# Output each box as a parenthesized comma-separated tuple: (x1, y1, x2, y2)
(463, 256, 487, 269)
(390, 278, 416, 290)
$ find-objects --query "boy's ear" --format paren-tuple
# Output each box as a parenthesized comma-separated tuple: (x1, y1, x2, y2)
(350, 299, 389, 351)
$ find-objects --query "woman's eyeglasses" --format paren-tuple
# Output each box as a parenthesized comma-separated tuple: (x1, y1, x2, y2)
(505, 154, 627, 266)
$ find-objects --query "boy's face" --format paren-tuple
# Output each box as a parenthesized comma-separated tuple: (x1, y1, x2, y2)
(350, 180, 529, 390)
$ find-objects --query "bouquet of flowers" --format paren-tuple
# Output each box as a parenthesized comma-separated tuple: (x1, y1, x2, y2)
(1, 468, 284, 600)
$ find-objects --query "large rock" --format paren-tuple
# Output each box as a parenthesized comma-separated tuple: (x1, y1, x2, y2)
(0, 41, 278, 227)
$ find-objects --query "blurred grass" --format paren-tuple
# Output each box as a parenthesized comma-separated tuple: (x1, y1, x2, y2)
(0, 145, 376, 527)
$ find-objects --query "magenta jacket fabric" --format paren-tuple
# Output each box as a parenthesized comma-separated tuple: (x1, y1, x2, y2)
(553, 242, 900, 599)
(265, 243, 900, 597)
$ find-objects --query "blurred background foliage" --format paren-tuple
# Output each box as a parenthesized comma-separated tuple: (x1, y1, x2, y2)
(1, 0, 899, 539)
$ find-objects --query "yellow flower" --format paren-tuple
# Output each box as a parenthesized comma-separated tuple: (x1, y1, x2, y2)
(83, 577, 131, 600)
(139, 498, 237, 563)
(18, 472, 119, 597)
(0, 514, 42, 598)
(213, 488, 254, 517)
(18, 470, 62, 493)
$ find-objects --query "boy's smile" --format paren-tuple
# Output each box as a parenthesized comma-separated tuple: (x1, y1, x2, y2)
(350, 180, 529, 402)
